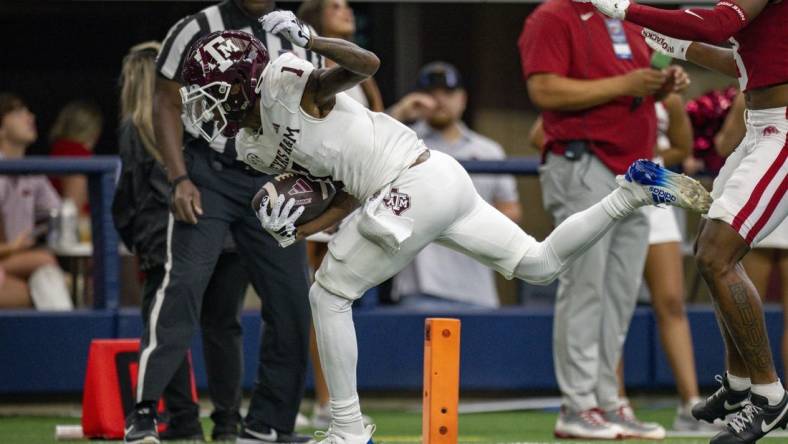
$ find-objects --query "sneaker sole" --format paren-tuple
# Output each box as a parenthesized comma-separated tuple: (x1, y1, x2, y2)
(654, 173, 712, 212)
(237, 439, 317, 444)
(620, 430, 667, 440)
(625, 160, 712, 212)
(554, 430, 623, 440)
(124, 437, 160, 444)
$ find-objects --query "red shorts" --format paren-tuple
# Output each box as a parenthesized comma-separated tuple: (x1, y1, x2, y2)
(708, 107, 788, 245)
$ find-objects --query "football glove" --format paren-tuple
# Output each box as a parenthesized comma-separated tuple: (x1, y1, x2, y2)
(257, 194, 305, 248)
(260, 10, 312, 48)
(575, 0, 630, 20)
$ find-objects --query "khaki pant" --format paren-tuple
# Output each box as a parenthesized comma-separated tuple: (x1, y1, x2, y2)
(540, 153, 648, 411)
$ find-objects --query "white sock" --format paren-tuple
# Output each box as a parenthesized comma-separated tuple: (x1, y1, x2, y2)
(752, 380, 785, 406)
(601, 187, 644, 220)
(309, 283, 364, 435)
(727, 372, 752, 391)
(330, 396, 364, 435)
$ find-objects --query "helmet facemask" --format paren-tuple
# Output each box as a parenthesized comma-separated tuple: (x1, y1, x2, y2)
(180, 30, 269, 142)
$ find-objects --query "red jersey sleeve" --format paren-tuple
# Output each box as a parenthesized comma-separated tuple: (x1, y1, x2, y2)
(627, 1, 749, 44)
(518, 10, 572, 79)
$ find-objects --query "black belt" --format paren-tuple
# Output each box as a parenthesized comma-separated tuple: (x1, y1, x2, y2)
(549, 140, 592, 162)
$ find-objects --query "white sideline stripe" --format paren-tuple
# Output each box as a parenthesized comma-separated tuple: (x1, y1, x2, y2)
(136, 214, 174, 402)
(458, 397, 562, 414)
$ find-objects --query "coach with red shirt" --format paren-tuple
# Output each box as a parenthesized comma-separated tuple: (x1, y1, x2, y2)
(518, 0, 686, 439)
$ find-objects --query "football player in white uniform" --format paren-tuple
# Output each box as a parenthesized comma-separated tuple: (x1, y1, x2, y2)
(180, 11, 712, 444)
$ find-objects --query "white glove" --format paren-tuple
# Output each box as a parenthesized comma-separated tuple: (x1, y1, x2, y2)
(641, 29, 691, 61)
(257, 194, 305, 248)
(260, 10, 312, 48)
(574, 0, 630, 19)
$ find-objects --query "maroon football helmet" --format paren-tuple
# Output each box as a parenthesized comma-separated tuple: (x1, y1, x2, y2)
(180, 30, 269, 141)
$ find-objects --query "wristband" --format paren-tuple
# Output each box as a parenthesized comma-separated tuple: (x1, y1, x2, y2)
(170, 174, 189, 188)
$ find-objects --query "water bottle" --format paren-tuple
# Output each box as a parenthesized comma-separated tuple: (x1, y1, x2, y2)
(47, 208, 60, 248)
(58, 199, 78, 248)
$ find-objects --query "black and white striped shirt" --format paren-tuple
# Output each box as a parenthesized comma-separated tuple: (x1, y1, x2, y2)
(156, 0, 324, 159)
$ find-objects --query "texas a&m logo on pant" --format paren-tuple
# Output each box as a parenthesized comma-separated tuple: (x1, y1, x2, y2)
(384, 188, 411, 215)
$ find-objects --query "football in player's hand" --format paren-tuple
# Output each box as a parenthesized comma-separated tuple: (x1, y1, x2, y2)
(252, 173, 336, 224)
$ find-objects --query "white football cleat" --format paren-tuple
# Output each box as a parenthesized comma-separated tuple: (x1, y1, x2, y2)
(314, 424, 375, 444)
(618, 159, 712, 213)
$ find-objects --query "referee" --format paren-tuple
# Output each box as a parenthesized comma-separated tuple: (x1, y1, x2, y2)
(124, 1, 321, 443)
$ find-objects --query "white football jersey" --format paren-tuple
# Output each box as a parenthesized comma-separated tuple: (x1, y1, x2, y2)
(236, 52, 426, 201)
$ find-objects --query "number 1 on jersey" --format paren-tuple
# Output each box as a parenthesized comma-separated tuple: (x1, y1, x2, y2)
(281, 66, 304, 77)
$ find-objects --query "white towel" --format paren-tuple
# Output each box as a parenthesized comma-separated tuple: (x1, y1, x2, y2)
(357, 185, 414, 254)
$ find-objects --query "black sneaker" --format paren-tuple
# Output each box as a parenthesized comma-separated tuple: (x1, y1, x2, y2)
(711, 392, 788, 444)
(124, 403, 160, 444)
(212, 432, 238, 442)
(211, 424, 238, 443)
(693, 375, 751, 423)
(159, 418, 204, 441)
(237, 424, 314, 444)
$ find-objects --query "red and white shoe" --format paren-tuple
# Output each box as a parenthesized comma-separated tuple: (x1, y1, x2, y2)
(554, 406, 624, 440)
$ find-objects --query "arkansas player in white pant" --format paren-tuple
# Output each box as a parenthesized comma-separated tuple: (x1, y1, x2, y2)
(584, 0, 788, 442)
(179, 13, 712, 444)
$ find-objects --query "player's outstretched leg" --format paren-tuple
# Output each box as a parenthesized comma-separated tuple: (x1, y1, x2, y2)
(513, 159, 711, 285)
(309, 283, 375, 444)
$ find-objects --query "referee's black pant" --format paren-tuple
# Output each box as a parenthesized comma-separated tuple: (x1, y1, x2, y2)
(137, 144, 311, 433)
(141, 251, 247, 433)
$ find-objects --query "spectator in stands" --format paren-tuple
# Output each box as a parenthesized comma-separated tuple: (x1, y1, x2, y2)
(519, 1, 687, 439)
(389, 62, 522, 310)
(297, 0, 383, 428)
(623, 93, 710, 431)
(715, 92, 788, 385)
(0, 262, 29, 307)
(0, 93, 71, 310)
(112, 41, 252, 441)
(49, 100, 103, 217)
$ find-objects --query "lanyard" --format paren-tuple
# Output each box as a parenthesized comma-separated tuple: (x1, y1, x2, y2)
(604, 18, 633, 60)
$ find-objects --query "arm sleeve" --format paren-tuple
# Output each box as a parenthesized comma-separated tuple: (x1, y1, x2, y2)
(156, 15, 205, 82)
(261, 53, 317, 112)
(627, 1, 749, 44)
(518, 11, 572, 79)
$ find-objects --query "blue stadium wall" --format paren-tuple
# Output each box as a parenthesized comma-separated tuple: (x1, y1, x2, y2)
(0, 306, 784, 394)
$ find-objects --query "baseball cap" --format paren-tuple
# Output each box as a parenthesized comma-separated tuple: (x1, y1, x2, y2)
(417, 61, 463, 91)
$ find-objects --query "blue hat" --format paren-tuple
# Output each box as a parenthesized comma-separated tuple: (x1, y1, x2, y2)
(417, 61, 463, 90)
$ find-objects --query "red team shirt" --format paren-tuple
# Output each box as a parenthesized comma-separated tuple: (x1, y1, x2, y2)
(518, 0, 655, 174)
(730, 0, 788, 91)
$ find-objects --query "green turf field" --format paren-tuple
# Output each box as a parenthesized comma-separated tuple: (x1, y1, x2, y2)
(0, 408, 785, 444)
